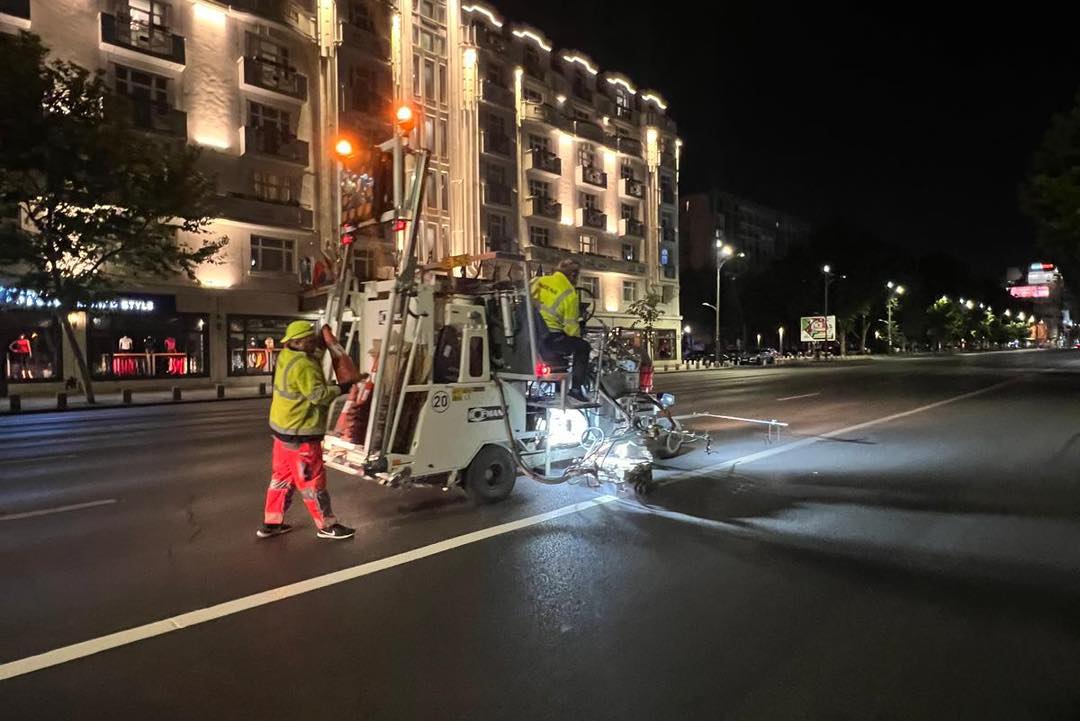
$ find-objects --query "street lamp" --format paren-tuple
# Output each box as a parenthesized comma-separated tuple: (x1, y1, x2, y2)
(886, 281, 905, 352)
(711, 233, 736, 363)
(778, 326, 785, 353)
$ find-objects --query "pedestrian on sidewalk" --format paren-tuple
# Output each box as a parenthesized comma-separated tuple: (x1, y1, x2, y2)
(258, 321, 356, 540)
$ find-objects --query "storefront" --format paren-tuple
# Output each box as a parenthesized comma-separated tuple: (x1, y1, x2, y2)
(227, 315, 304, 376)
(86, 295, 209, 380)
(605, 327, 678, 361)
(1, 310, 64, 384)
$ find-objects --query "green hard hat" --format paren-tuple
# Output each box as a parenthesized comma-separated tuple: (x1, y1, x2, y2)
(282, 320, 316, 342)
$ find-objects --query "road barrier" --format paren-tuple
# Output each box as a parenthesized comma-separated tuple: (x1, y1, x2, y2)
(171, 387, 182, 401)
(56, 392, 67, 410)
(122, 389, 133, 404)
(8, 395, 20, 412)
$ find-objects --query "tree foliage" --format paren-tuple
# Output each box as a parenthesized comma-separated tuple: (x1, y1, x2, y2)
(0, 32, 225, 400)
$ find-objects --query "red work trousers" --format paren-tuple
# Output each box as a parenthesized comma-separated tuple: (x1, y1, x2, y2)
(264, 437, 336, 529)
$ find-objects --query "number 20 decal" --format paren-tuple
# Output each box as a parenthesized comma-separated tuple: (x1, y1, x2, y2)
(431, 391, 450, 413)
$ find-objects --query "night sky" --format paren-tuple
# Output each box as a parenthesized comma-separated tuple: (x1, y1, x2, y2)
(494, 1, 1080, 275)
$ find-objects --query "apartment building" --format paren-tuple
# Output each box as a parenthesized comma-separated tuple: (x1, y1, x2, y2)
(0, 0, 681, 397)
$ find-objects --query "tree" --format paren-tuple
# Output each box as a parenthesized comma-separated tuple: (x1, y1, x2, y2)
(626, 285, 665, 358)
(0, 33, 224, 402)
(1021, 88, 1080, 278)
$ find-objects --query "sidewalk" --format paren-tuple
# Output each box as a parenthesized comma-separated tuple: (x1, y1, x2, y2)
(1, 385, 270, 415)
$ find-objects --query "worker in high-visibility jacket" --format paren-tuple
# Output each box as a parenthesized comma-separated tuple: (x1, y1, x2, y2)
(258, 321, 355, 540)
(531, 259, 592, 403)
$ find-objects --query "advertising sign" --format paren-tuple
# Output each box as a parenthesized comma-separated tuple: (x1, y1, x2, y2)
(1009, 285, 1050, 299)
(800, 315, 836, 342)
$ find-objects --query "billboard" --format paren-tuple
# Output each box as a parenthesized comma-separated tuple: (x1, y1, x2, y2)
(1009, 285, 1050, 299)
(800, 315, 836, 342)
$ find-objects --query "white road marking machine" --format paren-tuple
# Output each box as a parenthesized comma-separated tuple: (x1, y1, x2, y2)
(318, 147, 696, 502)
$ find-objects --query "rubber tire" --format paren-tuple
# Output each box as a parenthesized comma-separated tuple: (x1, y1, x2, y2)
(649, 416, 684, 459)
(464, 444, 517, 504)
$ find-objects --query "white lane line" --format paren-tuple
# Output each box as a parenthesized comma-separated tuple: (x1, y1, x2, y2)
(0, 494, 618, 681)
(0, 499, 118, 522)
(776, 392, 820, 402)
(4, 454, 80, 465)
(659, 377, 1020, 487)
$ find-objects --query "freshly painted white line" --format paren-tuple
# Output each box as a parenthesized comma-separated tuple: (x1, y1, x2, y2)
(0, 494, 618, 681)
(776, 392, 820, 402)
(0, 499, 118, 522)
(659, 377, 1020, 486)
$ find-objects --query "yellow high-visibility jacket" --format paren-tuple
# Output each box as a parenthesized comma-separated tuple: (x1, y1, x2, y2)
(531, 271, 581, 337)
(268, 347, 341, 438)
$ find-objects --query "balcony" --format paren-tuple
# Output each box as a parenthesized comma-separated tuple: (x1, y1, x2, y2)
(645, 111, 677, 133)
(127, 99, 187, 138)
(483, 182, 513, 207)
(341, 18, 390, 61)
(481, 131, 512, 157)
(660, 150, 677, 168)
(614, 105, 638, 124)
(659, 226, 676, 243)
(230, 0, 308, 23)
(576, 164, 607, 189)
(100, 13, 185, 68)
(572, 81, 593, 103)
(527, 243, 645, 277)
(619, 177, 645, 200)
(525, 148, 561, 176)
(572, 119, 605, 144)
(241, 56, 308, 102)
(0, 0, 30, 24)
(484, 233, 515, 252)
(619, 218, 645, 238)
(218, 194, 313, 229)
(576, 207, 606, 231)
(524, 60, 546, 82)
(612, 135, 643, 157)
(475, 26, 507, 53)
(521, 102, 566, 130)
(662, 265, 677, 279)
(481, 81, 515, 108)
(242, 126, 309, 166)
(661, 187, 676, 205)
(526, 196, 561, 221)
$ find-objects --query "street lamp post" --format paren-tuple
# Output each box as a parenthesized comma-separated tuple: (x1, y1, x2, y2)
(778, 326, 785, 353)
(886, 281, 905, 352)
(822, 264, 833, 319)
(712, 234, 734, 363)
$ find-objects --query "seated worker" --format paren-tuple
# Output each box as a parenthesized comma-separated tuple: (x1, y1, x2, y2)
(531, 259, 592, 403)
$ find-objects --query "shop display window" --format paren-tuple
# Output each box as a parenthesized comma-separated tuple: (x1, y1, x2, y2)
(2, 312, 62, 382)
(89, 313, 209, 379)
(228, 315, 302, 376)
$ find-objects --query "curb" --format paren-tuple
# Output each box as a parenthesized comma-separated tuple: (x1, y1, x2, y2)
(0, 393, 270, 417)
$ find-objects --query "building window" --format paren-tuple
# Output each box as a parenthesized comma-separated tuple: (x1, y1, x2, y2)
(125, 0, 170, 28)
(528, 134, 550, 153)
(580, 275, 599, 299)
(579, 234, 596, 254)
(2, 312, 62, 383)
(615, 88, 630, 110)
(249, 101, 290, 132)
(438, 62, 447, 104)
(620, 204, 637, 220)
(248, 34, 289, 68)
(438, 118, 448, 157)
(486, 213, 507, 242)
(623, 243, 636, 261)
(412, 54, 420, 97)
(660, 247, 670, 266)
(528, 179, 550, 198)
(578, 192, 598, 210)
(621, 162, 635, 180)
(528, 225, 549, 247)
(115, 65, 167, 104)
(253, 171, 296, 204)
(423, 58, 435, 102)
(423, 115, 435, 150)
(578, 142, 595, 168)
(523, 87, 542, 104)
(622, 280, 637, 303)
(250, 235, 296, 274)
(227, 315, 303, 376)
(89, 311, 209, 379)
(441, 171, 449, 211)
(353, 247, 376, 281)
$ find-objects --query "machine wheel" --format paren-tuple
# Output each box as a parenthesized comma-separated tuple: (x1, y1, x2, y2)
(464, 444, 517, 504)
(648, 416, 684, 459)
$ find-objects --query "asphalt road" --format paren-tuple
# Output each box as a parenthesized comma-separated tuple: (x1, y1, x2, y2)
(2, 350, 1080, 719)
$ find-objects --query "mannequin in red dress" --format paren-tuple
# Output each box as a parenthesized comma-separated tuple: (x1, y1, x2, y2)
(8, 335, 31, 379)
(164, 337, 185, 375)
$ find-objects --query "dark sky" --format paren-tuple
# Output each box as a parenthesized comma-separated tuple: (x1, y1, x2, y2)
(494, 1, 1080, 274)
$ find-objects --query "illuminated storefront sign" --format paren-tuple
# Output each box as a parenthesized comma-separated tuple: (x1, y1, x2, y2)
(1008, 284, 1050, 299)
(0, 286, 160, 313)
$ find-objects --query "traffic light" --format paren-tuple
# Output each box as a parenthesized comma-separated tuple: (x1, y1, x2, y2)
(395, 103, 416, 136)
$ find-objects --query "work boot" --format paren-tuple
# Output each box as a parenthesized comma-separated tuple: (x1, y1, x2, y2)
(256, 523, 293, 538)
(317, 523, 356, 540)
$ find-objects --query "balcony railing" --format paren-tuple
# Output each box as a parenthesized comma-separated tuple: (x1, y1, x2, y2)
(0, 0, 30, 20)
(243, 126, 309, 165)
(481, 81, 515, 108)
(100, 13, 186, 65)
(659, 226, 676, 243)
(577, 164, 607, 189)
(572, 119, 605, 144)
(127, 99, 187, 138)
(242, 56, 308, 102)
(577, 207, 606, 230)
(230, 0, 306, 23)
(619, 177, 645, 199)
(218, 194, 313, 229)
(614, 105, 637, 124)
(527, 243, 645, 277)
(522, 102, 566, 130)
(481, 131, 512, 156)
(475, 26, 506, 53)
(613, 135, 643, 157)
(619, 218, 645, 238)
(525, 147, 561, 176)
(483, 182, 513, 207)
(484, 233, 515, 252)
(527, 196, 561, 220)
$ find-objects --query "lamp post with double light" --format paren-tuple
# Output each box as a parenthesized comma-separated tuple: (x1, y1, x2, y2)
(886, 281, 905, 352)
